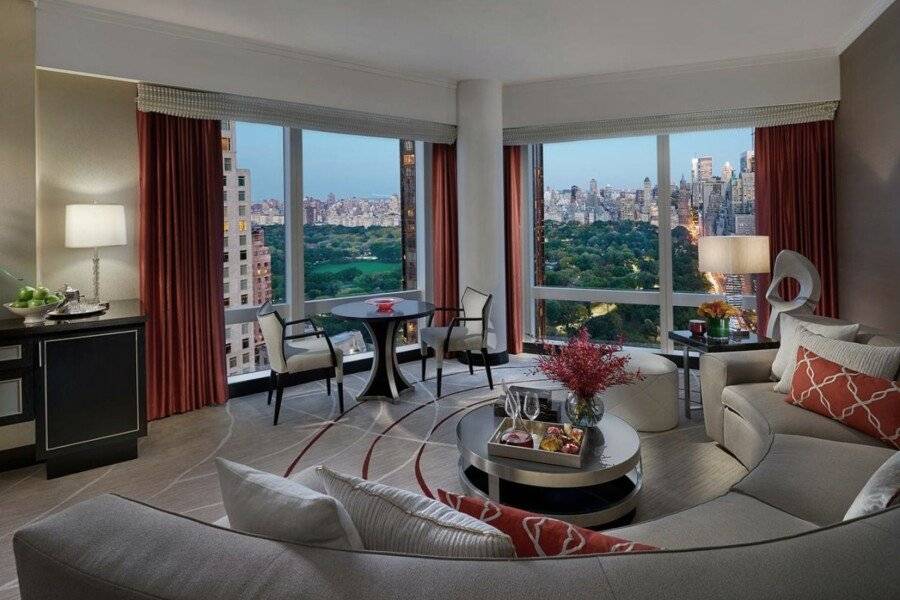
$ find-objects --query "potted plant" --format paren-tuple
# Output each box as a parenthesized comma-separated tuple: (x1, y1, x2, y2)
(535, 329, 642, 428)
(697, 300, 740, 339)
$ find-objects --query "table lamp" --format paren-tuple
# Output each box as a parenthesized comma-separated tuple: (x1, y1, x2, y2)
(698, 235, 770, 333)
(65, 204, 127, 304)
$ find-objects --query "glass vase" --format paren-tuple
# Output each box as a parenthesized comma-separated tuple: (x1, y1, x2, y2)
(565, 391, 604, 428)
(706, 317, 730, 340)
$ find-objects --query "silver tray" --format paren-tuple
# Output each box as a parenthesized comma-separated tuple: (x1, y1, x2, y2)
(46, 303, 108, 320)
(487, 417, 589, 469)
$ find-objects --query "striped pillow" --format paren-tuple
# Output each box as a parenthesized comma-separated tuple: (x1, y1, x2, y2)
(775, 327, 900, 393)
(318, 467, 514, 558)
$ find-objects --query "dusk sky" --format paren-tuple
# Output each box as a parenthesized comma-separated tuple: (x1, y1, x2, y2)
(234, 122, 753, 202)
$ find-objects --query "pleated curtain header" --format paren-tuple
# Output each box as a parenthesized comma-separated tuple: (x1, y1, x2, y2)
(137, 82, 458, 144)
(502, 100, 839, 145)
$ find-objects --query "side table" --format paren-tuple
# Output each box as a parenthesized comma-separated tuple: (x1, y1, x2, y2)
(667, 330, 779, 420)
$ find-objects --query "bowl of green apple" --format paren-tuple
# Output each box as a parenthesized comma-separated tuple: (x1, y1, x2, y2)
(4, 286, 62, 325)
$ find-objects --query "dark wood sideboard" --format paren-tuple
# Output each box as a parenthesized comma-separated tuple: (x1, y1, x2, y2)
(0, 300, 147, 478)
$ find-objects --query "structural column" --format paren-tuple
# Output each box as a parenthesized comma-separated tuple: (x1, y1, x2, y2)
(456, 80, 507, 355)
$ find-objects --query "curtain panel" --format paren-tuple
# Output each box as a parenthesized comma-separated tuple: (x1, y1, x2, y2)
(138, 111, 228, 420)
(755, 120, 839, 336)
(431, 144, 459, 325)
(504, 146, 524, 354)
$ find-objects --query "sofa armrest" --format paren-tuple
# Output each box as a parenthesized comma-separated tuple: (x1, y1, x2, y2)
(700, 349, 778, 445)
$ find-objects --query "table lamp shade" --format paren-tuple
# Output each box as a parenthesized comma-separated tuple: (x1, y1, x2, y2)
(698, 235, 770, 274)
(65, 204, 127, 248)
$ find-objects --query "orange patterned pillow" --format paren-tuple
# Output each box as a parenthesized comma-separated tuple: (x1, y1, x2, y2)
(788, 347, 900, 449)
(437, 489, 657, 557)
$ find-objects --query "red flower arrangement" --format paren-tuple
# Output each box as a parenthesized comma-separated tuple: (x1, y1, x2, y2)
(535, 328, 642, 402)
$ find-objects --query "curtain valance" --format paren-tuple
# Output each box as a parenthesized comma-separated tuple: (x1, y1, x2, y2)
(137, 82, 458, 144)
(502, 101, 839, 145)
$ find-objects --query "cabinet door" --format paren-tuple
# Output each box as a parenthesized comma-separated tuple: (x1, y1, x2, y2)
(38, 329, 142, 455)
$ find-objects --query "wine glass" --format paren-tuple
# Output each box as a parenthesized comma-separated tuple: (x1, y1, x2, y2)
(523, 392, 540, 423)
(504, 387, 520, 432)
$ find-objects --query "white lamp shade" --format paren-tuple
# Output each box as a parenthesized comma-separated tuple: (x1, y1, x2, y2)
(65, 204, 127, 248)
(698, 235, 770, 274)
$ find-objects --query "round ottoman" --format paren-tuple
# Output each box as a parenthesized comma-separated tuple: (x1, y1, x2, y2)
(604, 350, 678, 432)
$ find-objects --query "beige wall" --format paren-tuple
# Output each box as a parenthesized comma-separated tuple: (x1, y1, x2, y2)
(836, 0, 900, 332)
(36, 70, 139, 301)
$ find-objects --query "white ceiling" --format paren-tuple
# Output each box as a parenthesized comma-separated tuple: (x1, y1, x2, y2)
(60, 0, 885, 83)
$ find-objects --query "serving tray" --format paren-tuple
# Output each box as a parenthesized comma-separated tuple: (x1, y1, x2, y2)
(487, 418, 589, 469)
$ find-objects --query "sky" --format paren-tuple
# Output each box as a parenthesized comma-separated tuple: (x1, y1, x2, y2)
(234, 121, 754, 202)
(543, 128, 754, 191)
(235, 122, 399, 202)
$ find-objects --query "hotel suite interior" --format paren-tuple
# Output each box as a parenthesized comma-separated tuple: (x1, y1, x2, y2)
(0, 1, 898, 598)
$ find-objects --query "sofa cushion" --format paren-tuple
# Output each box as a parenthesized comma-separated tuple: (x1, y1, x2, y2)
(787, 349, 900, 449)
(844, 452, 900, 520)
(437, 489, 657, 556)
(771, 314, 858, 382)
(722, 382, 887, 447)
(733, 434, 895, 525)
(607, 492, 816, 549)
(318, 467, 515, 558)
(774, 328, 900, 393)
(215, 458, 363, 550)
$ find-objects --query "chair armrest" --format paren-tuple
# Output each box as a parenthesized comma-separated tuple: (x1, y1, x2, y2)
(428, 307, 463, 326)
(700, 348, 779, 445)
(284, 331, 323, 341)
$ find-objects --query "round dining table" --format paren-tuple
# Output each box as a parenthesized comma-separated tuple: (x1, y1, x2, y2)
(331, 299, 435, 401)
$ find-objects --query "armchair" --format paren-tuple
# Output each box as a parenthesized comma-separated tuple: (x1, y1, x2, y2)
(256, 302, 345, 425)
(419, 287, 494, 397)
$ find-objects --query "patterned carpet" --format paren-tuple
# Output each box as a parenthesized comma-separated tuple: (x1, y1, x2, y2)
(0, 353, 743, 599)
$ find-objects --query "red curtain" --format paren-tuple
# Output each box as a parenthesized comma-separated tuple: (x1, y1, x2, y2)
(431, 144, 459, 326)
(138, 111, 227, 420)
(503, 146, 524, 354)
(755, 120, 838, 336)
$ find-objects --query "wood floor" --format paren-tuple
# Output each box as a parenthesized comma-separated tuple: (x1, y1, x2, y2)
(0, 354, 745, 600)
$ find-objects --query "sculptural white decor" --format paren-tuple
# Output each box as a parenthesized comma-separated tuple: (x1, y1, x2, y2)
(765, 250, 821, 339)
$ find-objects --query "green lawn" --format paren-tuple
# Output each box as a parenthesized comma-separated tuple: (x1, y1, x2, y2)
(310, 260, 400, 274)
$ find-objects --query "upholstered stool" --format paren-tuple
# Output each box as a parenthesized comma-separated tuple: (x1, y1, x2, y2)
(604, 350, 678, 432)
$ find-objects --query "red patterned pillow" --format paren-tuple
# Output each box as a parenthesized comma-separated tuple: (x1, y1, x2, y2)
(437, 489, 657, 557)
(788, 347, 900, 449)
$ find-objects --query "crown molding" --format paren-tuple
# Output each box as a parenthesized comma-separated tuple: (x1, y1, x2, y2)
(835, 0, 896, 54)
(504, 48, 838, 91)
(35, 0, 457, 90)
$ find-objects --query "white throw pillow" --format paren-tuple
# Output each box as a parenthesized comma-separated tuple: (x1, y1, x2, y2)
(771, 314, 859, 383)
(215, 458, 363, 549)
(774, 327, 900, 393)
(318, 466, 515, 558)
(844, 452, 900, 520)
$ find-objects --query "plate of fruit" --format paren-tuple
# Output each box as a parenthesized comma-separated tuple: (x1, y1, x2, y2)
(538, 424, 585, 455)
(4, 286, 62, 325)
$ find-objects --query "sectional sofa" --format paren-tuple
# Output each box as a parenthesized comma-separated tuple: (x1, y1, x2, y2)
(12, 318, 900, 599)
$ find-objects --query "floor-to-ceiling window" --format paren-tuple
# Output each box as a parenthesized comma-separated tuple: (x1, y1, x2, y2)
(528, 128, 757, 352)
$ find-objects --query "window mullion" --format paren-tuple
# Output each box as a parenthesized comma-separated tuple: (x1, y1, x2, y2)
(286, 127, 304, 320)
(657, 134, 674, 352)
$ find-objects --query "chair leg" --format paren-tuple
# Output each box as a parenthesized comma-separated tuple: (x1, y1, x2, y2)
(267, 370, 275, 406)
(326, 376, 331, 395)
(273, 377, 285, 426)
(481, 348, 494, 390)
(421, 354, 427, 381)
(466, 351, 474, 375)
(436, 368, 443, 398)
(337, 382, 344, 413)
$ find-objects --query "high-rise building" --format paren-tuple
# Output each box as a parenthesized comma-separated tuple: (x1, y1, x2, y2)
(696, 156, 713, 181)
(740, 150, 755, 173)
(222, 120, 257, 376)
(722, 161, 733, 182)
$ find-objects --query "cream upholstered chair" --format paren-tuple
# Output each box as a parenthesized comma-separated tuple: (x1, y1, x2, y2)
(256, 302, 344, 425)
(419, 287, 494, 398)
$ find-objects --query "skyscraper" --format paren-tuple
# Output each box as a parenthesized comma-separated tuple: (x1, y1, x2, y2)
(740, 150, 755, 173)
(696, 156, 713, 181)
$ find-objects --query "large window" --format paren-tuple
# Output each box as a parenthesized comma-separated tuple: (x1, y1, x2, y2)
(529, 129, 756, 351)
(222, 121, 285, 376)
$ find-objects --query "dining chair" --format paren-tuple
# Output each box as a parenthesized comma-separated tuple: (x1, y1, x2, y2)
(419, 287, 494, 397)
(256, 302, 344, 425)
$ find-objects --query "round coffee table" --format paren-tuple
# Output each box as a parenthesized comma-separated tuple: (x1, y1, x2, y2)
(331, 299, 434, 402)
(456, 405, 642, 528)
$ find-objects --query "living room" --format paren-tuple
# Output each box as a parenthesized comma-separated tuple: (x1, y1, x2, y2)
(0, 1, 898, 598)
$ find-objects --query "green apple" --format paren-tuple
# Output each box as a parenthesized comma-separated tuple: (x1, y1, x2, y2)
(33, 286, 49, 301)
(44, 294, 60, 305)
(15, 286, 33, 302)
(11, 300, 28, 309)
(26, 298, 44, 308)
